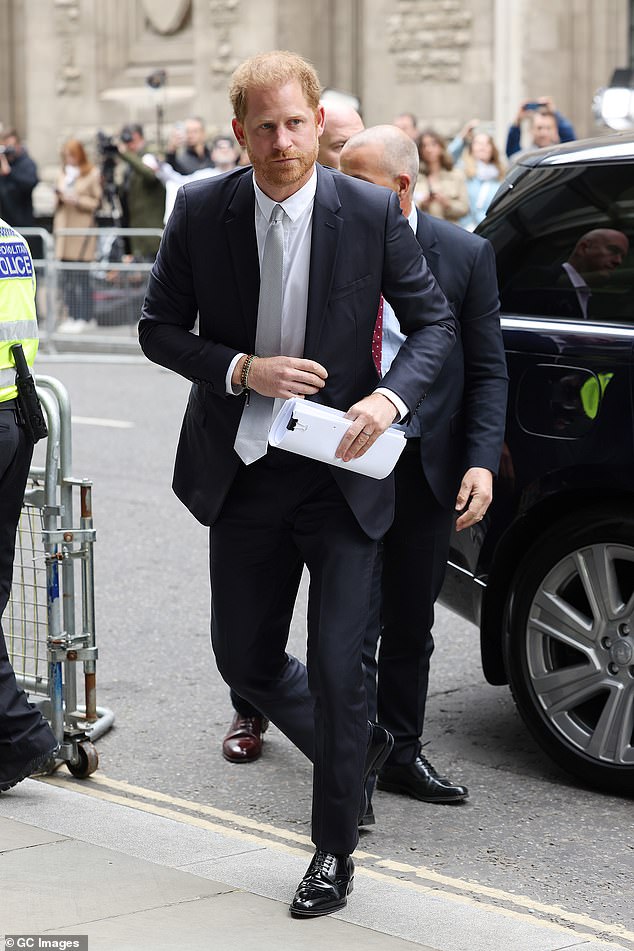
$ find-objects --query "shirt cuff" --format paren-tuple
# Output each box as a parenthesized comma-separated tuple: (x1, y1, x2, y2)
(375, 387, 408, 422)
(226, 352, 246, 395)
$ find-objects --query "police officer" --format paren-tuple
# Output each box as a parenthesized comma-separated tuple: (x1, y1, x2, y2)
(0, 217, 58, 792)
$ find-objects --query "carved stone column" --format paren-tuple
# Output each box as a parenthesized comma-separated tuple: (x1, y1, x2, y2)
(360, 0, 485, 131)
(493, 0, 523, 148)
(494, 0, 628, 149)
(192, 0, 277, 134)
(0, 2, 18, 133)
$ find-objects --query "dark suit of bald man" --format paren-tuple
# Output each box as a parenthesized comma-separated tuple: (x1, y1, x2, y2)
(365, 210, 508, 789)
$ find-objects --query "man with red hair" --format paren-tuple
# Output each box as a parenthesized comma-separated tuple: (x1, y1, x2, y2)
(140, 50, 456, 918)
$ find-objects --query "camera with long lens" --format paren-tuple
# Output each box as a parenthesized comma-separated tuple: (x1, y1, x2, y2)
(96, 130, 119, 194)
(0, 145, 16, 158)
(96, 130, 119, 157)
(95, 131, 123, 222)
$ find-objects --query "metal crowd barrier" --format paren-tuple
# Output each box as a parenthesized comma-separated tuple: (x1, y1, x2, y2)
(18, 226, 163, 350)
(6, 375, 114, 777)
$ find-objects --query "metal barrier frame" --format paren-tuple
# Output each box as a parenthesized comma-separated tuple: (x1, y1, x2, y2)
(17, 226, 163, 349)
(7, 375, 114, 777)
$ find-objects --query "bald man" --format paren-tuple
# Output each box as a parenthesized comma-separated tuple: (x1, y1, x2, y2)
(568, 229, 629, 283)
(220, 99, 364, 766)
(317, 102, 364, 169)
(340, 126, 508, 818)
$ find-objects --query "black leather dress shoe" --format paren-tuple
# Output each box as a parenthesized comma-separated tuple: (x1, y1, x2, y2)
(0, 743, 60, 793)
(290, 850, 354, 918)
(357, 724, 393, 826)
(377, 753, 468, 803)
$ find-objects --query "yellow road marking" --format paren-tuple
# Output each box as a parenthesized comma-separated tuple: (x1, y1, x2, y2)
(43, 774, 313, 858)
(41, 773, 633, 949)
(43, 772, 380, 860)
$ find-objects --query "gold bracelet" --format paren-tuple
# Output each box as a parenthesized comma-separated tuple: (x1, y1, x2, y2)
(240, 353, 256, 390)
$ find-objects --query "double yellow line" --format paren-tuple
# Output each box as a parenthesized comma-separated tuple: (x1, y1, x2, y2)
(42, 772, 634, 950)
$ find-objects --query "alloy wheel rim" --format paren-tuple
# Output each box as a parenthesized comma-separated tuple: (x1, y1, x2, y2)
(525, 542, 634, 767)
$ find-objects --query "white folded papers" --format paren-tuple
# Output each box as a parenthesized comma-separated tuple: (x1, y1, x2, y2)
(268, 398, 406, 480)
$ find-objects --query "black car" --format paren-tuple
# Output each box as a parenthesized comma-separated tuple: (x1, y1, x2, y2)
(440, 132, 634, 795)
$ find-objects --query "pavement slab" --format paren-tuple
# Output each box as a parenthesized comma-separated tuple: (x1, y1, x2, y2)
(0, 779, 629, 951)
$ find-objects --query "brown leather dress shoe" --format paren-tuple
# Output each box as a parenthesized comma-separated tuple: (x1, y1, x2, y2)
(222, 712, 269, 763)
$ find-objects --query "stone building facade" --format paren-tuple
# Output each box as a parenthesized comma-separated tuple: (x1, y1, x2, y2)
(0, 0, 628, 186)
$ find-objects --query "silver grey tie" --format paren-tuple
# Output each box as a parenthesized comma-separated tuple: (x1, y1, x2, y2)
(234, 204, 285, 464)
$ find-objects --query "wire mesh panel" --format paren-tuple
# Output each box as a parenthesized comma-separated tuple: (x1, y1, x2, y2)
(4, 378, 113, 773)
(6, 496, 49, 691)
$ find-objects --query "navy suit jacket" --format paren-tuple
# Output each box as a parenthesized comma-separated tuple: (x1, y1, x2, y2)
(501, 263, 586, 321)
(412, 211, 508, 508)
(139, 165, 456, 538)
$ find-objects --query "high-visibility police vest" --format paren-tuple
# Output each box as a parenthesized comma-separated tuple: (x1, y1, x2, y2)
(0, 218, 38, 403)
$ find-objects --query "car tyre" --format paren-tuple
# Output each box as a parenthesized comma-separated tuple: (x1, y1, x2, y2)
(504, 507, 634, 795)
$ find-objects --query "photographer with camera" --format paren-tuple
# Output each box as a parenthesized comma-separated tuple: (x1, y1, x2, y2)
(165, 117, 214, 175)
(506, 97, 576, 160)
(0, 130, 38, 232)
(116, 123, 165, 260)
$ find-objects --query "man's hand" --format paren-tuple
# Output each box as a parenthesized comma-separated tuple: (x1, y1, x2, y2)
(234, 355, 328, 399)
(516, 100, 533, 123)
(455, 467, 493, 532)
(166, 127, 185, 152)
(0, 154, 10, 176)
(538, 95, 556, 112)
(336, 393, 398, 462)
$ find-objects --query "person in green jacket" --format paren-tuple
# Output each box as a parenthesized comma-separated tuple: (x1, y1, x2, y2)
(117, 123, 165, 260)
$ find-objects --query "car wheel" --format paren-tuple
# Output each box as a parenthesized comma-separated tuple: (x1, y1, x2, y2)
(504, 508, 634, 795)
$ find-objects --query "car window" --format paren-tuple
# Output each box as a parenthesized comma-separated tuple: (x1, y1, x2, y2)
(481, 164, 634, 324)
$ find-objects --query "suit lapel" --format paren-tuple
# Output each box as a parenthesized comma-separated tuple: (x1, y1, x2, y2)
(415, 209, 441, 282)
(225, 169, 260, 344)
(303, 166, 342, 359)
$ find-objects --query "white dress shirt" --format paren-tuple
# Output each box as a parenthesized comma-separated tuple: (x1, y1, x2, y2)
(225, 171, 317, 393)
(380, 204, 418, 377)
(226, 168, 406, 420)
(562, 262, 591, 319)
(379, 205, 428, 437)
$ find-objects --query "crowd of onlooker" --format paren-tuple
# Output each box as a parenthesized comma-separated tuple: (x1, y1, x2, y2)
(0, 98, 576, 329)
(394, 97, 576, 231)
(0, 98, 578, 238)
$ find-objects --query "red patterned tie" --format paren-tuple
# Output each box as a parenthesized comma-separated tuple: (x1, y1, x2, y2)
(372, 295, 384, 375)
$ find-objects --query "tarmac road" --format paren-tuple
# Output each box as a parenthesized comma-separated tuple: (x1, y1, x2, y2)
(33, 353, 634, 949)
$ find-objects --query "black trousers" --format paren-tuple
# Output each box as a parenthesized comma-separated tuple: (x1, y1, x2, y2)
(364, 443, 454, 766)
(61, 266, 94, 324)
(210, 451, 376, 855)
(0, 406, 56, 781)
(230, 688, 260, 718)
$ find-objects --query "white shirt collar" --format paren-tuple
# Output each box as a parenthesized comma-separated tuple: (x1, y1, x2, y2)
(562, 261, 589, 290)
(406, 204, 418, 233)
(253, 168, 317, 223)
